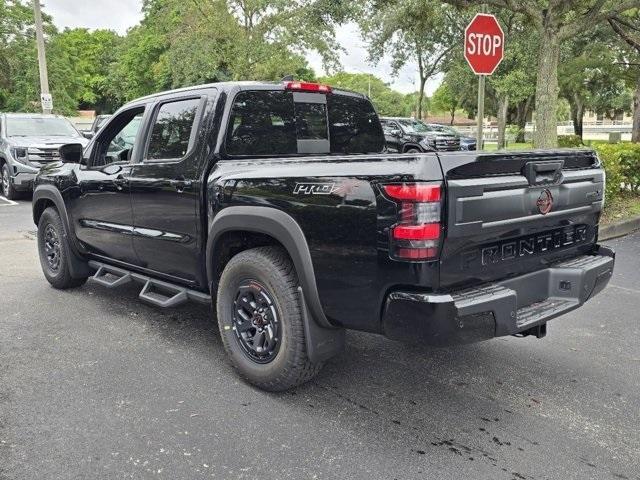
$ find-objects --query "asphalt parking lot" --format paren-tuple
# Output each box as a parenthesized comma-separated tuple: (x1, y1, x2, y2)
(1, 197, 639, 480)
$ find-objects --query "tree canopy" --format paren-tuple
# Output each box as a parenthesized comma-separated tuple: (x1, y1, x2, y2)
(2, 0, 640, 147)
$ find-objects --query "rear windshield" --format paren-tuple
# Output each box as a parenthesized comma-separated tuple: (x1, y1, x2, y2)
(225, 90, 384, 156)
(6, 117, 80, 137)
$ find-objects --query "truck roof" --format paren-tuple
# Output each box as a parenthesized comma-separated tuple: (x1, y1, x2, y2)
(130, 81, 367, 105)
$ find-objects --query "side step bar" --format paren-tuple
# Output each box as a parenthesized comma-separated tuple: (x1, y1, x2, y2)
(88, 260, 211, 308)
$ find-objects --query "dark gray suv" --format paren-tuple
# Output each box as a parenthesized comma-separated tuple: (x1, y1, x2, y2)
(0, 113, 88, 199)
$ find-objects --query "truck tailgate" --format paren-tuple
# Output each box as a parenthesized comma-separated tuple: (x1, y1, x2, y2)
(438, 150, 604, 290)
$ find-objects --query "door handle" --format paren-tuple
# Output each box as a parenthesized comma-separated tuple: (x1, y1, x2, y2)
(113, 176, 128, 191)
(169, 178, 193, 193)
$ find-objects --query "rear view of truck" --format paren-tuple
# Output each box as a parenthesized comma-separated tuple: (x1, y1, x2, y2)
(207, 82, 614, 390)
(383, 149, 614, 345)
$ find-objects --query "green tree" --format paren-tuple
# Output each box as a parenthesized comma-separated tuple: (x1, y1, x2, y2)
(0, 0, 79, 114)
(318, 71, 407, 116)
(449, 0, 640, 148)
(559, 26, 629, 139)
(609, 11, 640, 142)
(51, 28, 122, 112)
(430, 83, 458, 124)
(357, 0, 464, 120)
(486, 13, 537, 148)
(106, 0, 353, 102)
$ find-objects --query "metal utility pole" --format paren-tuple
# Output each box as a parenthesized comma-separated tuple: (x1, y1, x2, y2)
(476, 75, 485, 150)
(33, 0, 52, 114)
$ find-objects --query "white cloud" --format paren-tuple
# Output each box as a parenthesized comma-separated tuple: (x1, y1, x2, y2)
(42, 1, 442, 95)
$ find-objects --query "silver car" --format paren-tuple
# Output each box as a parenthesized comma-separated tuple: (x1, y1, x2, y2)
(0, 113, 88, 199)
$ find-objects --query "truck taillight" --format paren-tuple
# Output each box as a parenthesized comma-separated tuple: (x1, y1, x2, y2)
(383, 183, 443, 261)
(284, 81, 332, 93)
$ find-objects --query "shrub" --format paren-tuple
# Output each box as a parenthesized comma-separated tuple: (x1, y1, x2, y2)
(593, 143, 640, 204)
(618, 146, 640, 192)
(557, 135, 583, 148)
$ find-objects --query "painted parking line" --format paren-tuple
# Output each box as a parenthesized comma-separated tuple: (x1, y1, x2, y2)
(0, 195, 18, 206)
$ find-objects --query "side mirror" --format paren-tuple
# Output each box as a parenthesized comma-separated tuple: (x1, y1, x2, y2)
(390, 129, 402, 137)
(59, 143, 84, 164)
(82, 131, 94, 140)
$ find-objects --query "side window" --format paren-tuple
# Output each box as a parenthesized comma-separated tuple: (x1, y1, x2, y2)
(91, 108, 144, 168)
(146, 98, 200, 161)
(226, 91, 297, 156)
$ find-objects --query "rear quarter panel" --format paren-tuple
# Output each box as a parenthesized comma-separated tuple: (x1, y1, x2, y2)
(207, 154, 443, 332)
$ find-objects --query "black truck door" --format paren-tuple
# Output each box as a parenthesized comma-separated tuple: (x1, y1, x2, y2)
(70, 106, 147, 263)
(128, 95, 208, 286)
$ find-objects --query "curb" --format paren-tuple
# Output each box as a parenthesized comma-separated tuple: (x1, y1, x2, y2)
(600, 215, 640, 241)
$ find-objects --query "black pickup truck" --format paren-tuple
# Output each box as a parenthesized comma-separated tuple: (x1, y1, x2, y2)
(32, 80, 614, 391)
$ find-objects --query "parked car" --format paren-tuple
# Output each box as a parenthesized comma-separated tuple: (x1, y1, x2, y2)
(0, 113, 88, 199)
(81, 114, 112, 139)
(33, 80, 613, 392)
(380, 117, 460, 152)
(428, 123, 477, 150)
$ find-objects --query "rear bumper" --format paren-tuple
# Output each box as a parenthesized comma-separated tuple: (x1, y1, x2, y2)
(382, 245, 615, 346)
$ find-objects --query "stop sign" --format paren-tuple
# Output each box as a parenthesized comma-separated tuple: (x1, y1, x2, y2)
(464, 13, 504, 75)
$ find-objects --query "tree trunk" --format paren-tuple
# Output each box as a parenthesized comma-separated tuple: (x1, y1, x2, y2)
(497, 94, 509, 150)
(515, 96, 532, 143)
(416, 45, 425, 120)
(417, 76, 427, 120)
(632, 75, 640, 143)
(450, 108, 455, 125)
(534, 30, 561, 148)
(570, 94, 584, 139)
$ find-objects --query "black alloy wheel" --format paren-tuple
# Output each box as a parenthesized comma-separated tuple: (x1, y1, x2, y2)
(216, 246, 322, 391)
(43, 224, 62, 273)
(232, 281, 281, 364)
(37, 206, 88, 289)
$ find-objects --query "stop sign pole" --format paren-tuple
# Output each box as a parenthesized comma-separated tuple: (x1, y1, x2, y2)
(464, 13, 504, 150)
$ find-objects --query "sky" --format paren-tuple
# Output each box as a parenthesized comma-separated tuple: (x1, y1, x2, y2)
(42, 0, 441, 95)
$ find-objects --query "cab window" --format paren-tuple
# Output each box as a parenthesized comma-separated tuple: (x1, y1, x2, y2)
(146, 98, 200, 161)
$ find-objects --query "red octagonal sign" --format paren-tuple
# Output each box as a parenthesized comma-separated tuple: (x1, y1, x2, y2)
(464, 13, 504, 75)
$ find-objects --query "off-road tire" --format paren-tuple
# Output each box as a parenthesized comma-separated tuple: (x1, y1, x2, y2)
(217, 246, 322, 391)
(37, 207, 87, 289)
(2, 163, 19, 200)
(405, 147, 421, 153)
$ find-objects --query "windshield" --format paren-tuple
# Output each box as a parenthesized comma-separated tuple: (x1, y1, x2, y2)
(397, 119, 430, 134)
(6, 117, 81, 137)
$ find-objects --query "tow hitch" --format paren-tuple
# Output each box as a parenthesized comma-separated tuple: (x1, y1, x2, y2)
(513, 323, 547, 339)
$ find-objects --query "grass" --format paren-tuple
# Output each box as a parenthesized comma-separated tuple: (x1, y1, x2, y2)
(602, 192, 640, 224)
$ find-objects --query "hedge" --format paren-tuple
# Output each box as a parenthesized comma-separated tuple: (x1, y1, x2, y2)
(594, 143, 640, 204)
(557, 135, 583, 148)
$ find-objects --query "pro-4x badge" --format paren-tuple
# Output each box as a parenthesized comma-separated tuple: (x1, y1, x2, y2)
(293, 183, 339, 195)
